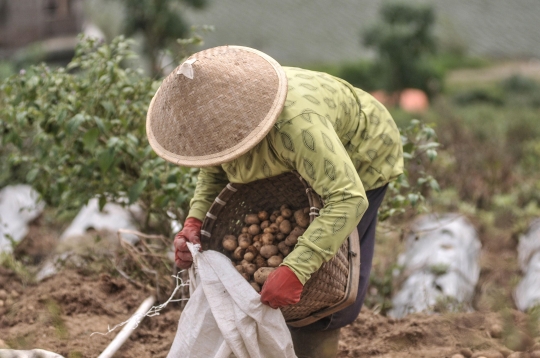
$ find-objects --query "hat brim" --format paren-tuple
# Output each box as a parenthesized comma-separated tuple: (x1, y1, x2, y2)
(146, 46, 288, 167)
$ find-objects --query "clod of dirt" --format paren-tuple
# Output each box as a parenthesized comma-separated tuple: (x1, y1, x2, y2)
(472, 351, 504, 358)
(98, 273, 126, 294)
(490, 323, 504, 338)
(461, 348, 474, 357)
(507, 352, 530, 358)
(499, 347, 514, 357)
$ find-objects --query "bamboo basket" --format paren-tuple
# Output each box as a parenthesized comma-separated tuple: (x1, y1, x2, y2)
(200, 171, 360, 327)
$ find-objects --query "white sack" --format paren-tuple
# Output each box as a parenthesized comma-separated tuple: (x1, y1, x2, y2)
(167, 245, 296, 358)
(0, 185, 45, 253)
(389, 214, 481, 318)
(0, 349, 64, 358)
(514, 219, 540, 311)
(60, 198, 139, 244)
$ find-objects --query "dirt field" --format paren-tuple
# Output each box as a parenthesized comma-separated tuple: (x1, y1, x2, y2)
(1, 217, 539, 358)
(1, 265, 539, 358)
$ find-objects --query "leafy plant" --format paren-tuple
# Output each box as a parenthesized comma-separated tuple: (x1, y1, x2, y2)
(363, 2, 442, 97)
(379, 119, 440, 222)
(120, 0, 208, 75)
(0, 36, 197, 235)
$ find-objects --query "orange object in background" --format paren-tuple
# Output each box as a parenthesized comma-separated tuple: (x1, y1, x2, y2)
(370, 90, 391, 106)
(399, 88, 429, 113)
(370, 89, 429, 112)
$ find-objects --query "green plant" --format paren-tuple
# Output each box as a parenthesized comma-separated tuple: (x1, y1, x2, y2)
(120, 0, 209, 75)
(0, 36, 197, 236)
(379, 119, 440, 222)
(363, 2, 441, 97)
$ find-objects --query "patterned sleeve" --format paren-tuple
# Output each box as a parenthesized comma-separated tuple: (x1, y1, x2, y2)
(187, 166, 229, 222)
(274, 114, 369, 284)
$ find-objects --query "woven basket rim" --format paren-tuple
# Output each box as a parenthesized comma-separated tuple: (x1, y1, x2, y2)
(200, 171, 360, 326)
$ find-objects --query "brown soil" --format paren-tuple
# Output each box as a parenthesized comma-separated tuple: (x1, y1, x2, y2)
(1, 217, 539, 358)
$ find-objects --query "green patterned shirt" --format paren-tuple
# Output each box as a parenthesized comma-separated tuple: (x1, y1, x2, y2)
(187, 67, 404, 284)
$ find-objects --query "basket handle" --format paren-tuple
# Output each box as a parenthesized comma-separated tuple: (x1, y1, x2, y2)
(292, 171, 322, 224)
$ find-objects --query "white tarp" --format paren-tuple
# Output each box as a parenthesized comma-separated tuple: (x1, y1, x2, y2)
(389, 214, 482, 318)
(514, 219, 540, 311)
(0, 185, 45, 253)
(36, 198, 140, 281)
(60, 198, 139, 243)
(0, 349, 64, 358)
(167, 244, 296, 358)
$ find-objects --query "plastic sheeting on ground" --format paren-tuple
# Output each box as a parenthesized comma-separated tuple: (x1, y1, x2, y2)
(36, 198, 141, 281)
(388, 214, 482, 318)
(0, 349, 64, 358)
(59, 198, 140, 243)
(514, 218, 540, 311)
(0, 185, 45, 253)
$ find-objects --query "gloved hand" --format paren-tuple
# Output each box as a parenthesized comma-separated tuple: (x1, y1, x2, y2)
(260, 265, 303, 309)
(174, 217, 202, 269)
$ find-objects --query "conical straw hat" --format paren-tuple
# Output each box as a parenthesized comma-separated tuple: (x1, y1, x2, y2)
(146, 45, 288, 167)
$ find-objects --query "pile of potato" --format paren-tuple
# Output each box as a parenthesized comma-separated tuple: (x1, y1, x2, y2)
(221, 205, 311, 292)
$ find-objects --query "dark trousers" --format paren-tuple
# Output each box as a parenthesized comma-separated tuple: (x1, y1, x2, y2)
(291, 184, 388, 331)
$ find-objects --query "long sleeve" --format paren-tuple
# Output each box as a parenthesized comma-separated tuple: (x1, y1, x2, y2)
(187, 166, 229, 221)
(273, 115, 368, 284)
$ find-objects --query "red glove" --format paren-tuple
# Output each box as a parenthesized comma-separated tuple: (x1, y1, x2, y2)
(174, 217, 202, 269)
(260, 265, 303, 309)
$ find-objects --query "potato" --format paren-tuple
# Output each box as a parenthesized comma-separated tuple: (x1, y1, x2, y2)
(253, 241, 262, 250)
(250, 281, 261, 293)
(267, 255, 283, 267)
(276, 233, 286, 241)
(244, 252, 255, 262)
(241, 273, 250, 281)
(245, 263, 257, 275)
(246, 245, 258, 255)
(235, 265, 244, 274)
(275, 215, 284, 225)
(262, 228, 276, 236)
(257, 211, 269, 222)
(238, 233, 253, 249)
(260, 244, 279, 259)
(281, 208, 293, 219)
(233, 247, 246, 260)
(294, 209, 310, 228)
(279, 220, 292, 235)
(254, 267, 276, 285)
(269, 223, 279, 232)
(254, 255, 267, 268)
(261, 233, 275, 245)
(253, 234, 261, 242)
(290, 226, 306, 237)
(248, 224, 261, 236)
(222, 235, 238, 251)
(245, 214, 260, 225)
(241, 226, 249, 234)
(260, 220, 270, 230)
(278, 241, 291, 256)
(285, 234, 298, 246)
(280, 204, 290, 211)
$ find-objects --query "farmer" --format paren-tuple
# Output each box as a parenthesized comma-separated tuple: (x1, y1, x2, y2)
(146, 46, 403, 358)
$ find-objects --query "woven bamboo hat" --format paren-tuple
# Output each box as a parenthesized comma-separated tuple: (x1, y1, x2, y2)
(146, 45, 288, 167)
